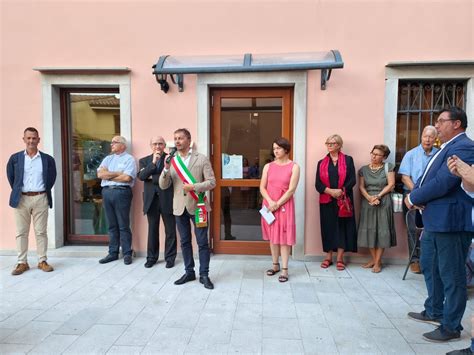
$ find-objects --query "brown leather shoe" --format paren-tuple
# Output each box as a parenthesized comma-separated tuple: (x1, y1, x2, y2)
(38, 261, 54, 272)
(11, 263, 29, 275)
(410, 262, 421, 274)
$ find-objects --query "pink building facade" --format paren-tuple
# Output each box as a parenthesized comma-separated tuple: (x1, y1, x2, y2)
(1, 0, 473, 261)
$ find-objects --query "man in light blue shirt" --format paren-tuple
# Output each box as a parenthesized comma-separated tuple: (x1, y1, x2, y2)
(399, 125, 438, 273)
(447, 155, 474, 355)
(97, 136, 137, 265)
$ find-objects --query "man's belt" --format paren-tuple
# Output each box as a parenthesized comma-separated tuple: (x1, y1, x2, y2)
(22, 191, 46, 196)
(103, 186, 131, 190)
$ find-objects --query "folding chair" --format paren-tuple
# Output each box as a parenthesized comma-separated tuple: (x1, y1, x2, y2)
(402, 209, 423, 280)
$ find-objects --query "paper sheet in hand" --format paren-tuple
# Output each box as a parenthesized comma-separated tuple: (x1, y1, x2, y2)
(259, 206, 275, 225)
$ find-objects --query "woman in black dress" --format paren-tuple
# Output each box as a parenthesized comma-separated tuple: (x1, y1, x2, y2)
(315, 134, 357, 270)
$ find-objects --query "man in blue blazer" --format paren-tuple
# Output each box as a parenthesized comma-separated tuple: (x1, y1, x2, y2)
(6, 127, 57, 275)
(405, 107, 474, 342)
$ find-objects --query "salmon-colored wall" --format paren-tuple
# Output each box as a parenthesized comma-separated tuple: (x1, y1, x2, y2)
(1, 1, 473, 258)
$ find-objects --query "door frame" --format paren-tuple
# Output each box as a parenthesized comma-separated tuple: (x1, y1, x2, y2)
(196, 72, 307, 260)
(210, 87, 293, 254)
(60, 87, 120, 245)
(37, 70, 131, 249)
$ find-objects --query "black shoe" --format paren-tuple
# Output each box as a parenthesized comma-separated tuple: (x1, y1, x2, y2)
(124, 255, 132, 265)
(423, 327, 460, 342)
(144, 259, 156, 268)
(224, 235, 236, 240)
(199, 276, 214, 289)
(407, 310, 441, 326)
(447, 347, 474, 354)
(99, 254, 118, 264)
(165, 260, 175, 269)
(174, 273, 196, 285)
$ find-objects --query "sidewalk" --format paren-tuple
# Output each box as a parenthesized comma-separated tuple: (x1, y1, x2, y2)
(0, 254, 472, 354)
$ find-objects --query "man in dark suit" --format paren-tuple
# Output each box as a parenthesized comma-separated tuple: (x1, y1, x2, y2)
(405, 107, 474, 342)
(6, 127, 57, 275)
(138, 136, 177, 268)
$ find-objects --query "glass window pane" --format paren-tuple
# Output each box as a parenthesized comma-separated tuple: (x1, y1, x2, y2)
(220, 187, 263, 241)
(69, 92, 120, 236)
(395, 80, 466, 165)
(220, 97, 282, 179)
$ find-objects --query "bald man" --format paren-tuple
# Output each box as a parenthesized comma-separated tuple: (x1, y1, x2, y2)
(138, 137, 177, 268)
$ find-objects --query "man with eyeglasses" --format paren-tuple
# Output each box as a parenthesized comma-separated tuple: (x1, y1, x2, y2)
(138, 136, 177, 269)
(97, 136, 137, 265)
(399, 125, 438, 274)
(405, 107, 474, 342)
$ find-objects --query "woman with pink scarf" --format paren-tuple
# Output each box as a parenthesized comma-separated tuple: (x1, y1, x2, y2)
(315, 134, 357, 271)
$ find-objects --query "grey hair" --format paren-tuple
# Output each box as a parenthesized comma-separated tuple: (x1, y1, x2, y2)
(422, 125, 437, 136)
(115, 136, 127, 145)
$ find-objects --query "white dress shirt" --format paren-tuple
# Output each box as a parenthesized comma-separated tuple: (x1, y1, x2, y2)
(22, 150, 45, 192)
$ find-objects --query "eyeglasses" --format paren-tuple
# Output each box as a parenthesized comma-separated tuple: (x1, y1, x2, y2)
(435, 117, 455, 124)
(325, 142, 338, 146)
(111, 141, 123, 145)
(370, 152, 385, 157)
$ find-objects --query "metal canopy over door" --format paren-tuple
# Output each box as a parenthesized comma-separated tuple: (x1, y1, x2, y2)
(210, 88, 293, 254)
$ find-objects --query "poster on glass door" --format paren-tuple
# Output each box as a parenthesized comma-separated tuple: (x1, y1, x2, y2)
(222, 154, 243, 179)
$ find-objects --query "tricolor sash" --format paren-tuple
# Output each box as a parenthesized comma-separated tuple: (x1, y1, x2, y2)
(171, 154, 208, 227)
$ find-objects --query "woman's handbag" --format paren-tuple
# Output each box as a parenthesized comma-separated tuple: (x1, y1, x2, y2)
(337, 189, 353, 218)
(391, 192, 403, 213)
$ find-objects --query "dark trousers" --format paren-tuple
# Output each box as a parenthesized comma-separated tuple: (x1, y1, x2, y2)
(102, 187, 133, 257)
(421, 230, 473, 332)
(222, 195, 232, 238)
(146, 195, 177, 262)
(403, 195, 420, 261)
(175, 209, 210, 276)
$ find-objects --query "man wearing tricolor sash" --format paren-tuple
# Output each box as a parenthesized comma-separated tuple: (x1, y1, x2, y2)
(159, 128, 216, 289)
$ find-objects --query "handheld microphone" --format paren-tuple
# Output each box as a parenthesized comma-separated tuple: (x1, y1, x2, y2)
(166, 147, 177, 164)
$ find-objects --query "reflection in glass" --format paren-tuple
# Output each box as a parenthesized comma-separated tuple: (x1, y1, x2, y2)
(68, 93, 120, 236)
(220, 187, 263, 241)
(221, 97, 282, 179)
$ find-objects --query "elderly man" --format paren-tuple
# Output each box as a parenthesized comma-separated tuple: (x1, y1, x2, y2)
(7, 127, 57, 275)
(97, 136, 137, 265)
(138, 136, 177, 268)
(399, 125, 438, 273)
(159, 128, 216, 289)
(446, 155, 474, 355)
(406, 107, 474, 342)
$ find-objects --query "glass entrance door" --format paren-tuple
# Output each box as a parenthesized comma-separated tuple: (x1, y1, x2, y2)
(61, 89, 121, 244)
(210, 88, 293, 254)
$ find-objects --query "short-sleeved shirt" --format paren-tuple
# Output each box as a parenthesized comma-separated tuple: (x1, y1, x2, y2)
(399, 144, 439, 191)
(99, 152, 137, 187)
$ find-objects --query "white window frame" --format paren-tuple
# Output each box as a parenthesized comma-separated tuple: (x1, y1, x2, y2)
(35, 69, 131, 249)
(197, 72, 307, 260)
(384, 64, 474, 165)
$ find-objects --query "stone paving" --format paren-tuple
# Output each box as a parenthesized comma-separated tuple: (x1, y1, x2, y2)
(0, 253, 473, 354)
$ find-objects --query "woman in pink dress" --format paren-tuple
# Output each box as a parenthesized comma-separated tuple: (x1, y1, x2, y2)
(260, 137, 300, 282)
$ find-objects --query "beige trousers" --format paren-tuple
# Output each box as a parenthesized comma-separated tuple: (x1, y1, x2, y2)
(14, 194, 49, 263)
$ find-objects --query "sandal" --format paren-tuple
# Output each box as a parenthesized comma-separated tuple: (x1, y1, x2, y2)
(278, 268, 289, 282)
(320, 259, 333, 269)
(266, 263, 280, 276)
(336, 261, 346, 271)
(362, 261, 375, 269)
(372, 263, 382, 273)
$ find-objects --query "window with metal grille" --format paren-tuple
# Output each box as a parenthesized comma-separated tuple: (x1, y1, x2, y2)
(395, 81, 467, 165)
